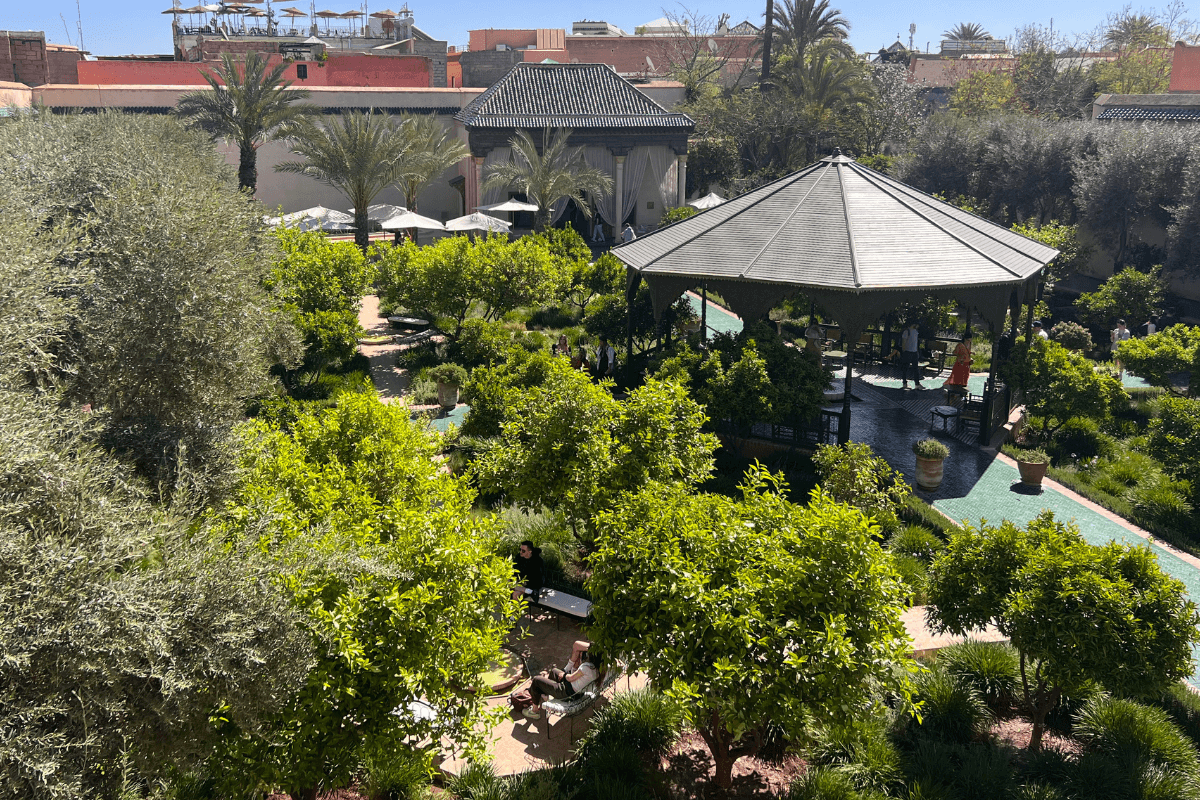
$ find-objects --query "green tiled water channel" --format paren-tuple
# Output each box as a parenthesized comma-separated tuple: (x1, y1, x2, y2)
(685, 293, 743, 336)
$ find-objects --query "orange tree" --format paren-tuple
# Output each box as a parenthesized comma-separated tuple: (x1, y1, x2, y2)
(586, 468, 916, 788)
(926, 510, 1200, 751)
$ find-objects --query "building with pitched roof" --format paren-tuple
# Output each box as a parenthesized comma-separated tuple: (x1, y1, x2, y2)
(456, 62, 694, 231)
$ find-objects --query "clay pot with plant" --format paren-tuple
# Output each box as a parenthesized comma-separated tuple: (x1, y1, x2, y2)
(912, 438, 950, 491)
(1014, 447, 1050, 488)
(429, 363, 468, 410)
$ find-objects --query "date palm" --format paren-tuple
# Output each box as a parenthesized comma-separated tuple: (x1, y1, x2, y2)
(482, 128, 612, 232)
(393, 115, 468, 212)
(1104, 13, 1169, 49)
(943, 22, 990, 41)
(776, 0, 852, 62)
(175, 51, 314, 194)
(277, 111, 411, 251)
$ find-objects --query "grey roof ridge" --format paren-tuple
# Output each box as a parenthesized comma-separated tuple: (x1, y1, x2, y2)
(636, 270, 1053, 293)
(850, 164, 1039, 278)
(624, 161, 827, 271)
(737, 162, 833, 278)
(836, 162, 862, 288)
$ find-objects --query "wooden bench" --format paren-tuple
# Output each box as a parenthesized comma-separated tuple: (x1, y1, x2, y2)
(541, 662, 626, 741)
(530, 588, 593, 630)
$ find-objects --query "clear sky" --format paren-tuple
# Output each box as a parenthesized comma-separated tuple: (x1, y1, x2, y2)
(5, 0, 1141, 58)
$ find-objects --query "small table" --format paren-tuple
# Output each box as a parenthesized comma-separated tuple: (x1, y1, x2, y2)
(931, 405, 960, 432)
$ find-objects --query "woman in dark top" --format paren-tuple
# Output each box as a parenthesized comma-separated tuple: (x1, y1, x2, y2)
(512, 540, 544, 601)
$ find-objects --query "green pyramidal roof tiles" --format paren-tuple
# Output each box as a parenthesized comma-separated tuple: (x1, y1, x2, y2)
(455, 62, 694, 130)
(615, 155, 1059, 291)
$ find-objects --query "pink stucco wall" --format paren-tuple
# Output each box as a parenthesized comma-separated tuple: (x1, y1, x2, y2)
(77, 53, 431, 88)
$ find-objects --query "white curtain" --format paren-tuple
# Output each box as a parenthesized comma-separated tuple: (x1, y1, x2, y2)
(549, 196, 570, 224)
(647, 146, 678, 209)
(584, 146, 617, 227)
(480, 146, 512, 206)
(621, 147, 649, 226)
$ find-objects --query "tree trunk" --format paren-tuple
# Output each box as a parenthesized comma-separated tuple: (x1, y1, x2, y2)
(1028, 688, 1060, 751)
(354, 208, 370, 253)
(761, 0, 773, 84)
(238, 144, 257, 194)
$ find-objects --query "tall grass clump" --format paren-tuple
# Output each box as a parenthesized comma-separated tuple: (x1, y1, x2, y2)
(937, 640, 1020, 713)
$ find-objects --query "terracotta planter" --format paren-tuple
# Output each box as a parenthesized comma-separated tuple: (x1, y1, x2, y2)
(915, 456, 945, 491)
(436, 381, 459, 409)
(1017, 459, 1048, 487)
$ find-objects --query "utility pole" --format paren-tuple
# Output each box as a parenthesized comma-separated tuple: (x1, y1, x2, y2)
(761, 0, 773, 84)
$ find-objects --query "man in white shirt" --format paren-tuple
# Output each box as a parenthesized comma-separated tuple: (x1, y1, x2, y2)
(1032, 320, 1049, 340)
(595, 337, 616, 378)
(622, 224, 636, 244)
(900, 322, 922, 390)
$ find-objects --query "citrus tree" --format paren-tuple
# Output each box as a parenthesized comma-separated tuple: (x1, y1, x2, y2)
(926, 510, 1200, 751)
(1117, 324, 1200, 395)
(471, 362, 717, 539)
(587, 469, 916, 788)
(207, 394, 517, 799)
(1004, 337, 1125, 437)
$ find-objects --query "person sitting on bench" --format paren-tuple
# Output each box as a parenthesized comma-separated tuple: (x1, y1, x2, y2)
(512, 540, 544, 602)
(523, 642, 603, 720)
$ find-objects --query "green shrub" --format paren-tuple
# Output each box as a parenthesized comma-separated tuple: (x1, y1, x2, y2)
(936, 641, 1020, 713)
(428, 362, 469, 388)
(1075, 695, 1200, 777)
(526, 305, 578, 330)
(806, 719, 902, 795)
(495, 508, 583, 586)
(1127, 477, 1194, 531)
(518, 330, 549, 353)
(813, 442, 911, 534)
(913, 438, 950, 460)
(1149, 397, 1200, 497)
(576, 689, 684, 762)
(358, 743, 432, 800)
(785, 767, 874, 800)
(1049, 417, 1116, 462)
(892, 554, 930, 605)
(448, 762, 507, 800)
(448, 319, 517, 368)
(1050, 320, 1094, 352)
(658, 206, 698, 228)
(888, 525, 944, 562)
(903, 669, 993, 744)
(900, 496, 963, 537)
(1153, 683, 1200, 751)
(409, 378, 438, 405)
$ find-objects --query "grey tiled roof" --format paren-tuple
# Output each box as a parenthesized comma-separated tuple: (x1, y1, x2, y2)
(1097, 106, 1200, 120)
(455, 63, 694, 129)
(615, 155, 1059, 291)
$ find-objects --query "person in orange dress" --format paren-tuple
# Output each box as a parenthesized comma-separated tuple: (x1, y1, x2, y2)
(947, 336, 972, 387)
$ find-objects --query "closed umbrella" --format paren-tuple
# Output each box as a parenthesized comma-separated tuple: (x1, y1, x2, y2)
(445, 212, 511, 233)
(688, 192, 726, 209)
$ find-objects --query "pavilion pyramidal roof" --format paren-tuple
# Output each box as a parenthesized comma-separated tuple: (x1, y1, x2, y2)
(454, 62, 694, 130)
(616, 154, 1059, 292)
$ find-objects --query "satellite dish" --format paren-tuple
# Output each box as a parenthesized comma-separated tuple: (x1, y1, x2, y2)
(646, 55, 656, 70)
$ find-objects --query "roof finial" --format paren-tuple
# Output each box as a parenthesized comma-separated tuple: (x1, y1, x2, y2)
(835, 147, 844, 156)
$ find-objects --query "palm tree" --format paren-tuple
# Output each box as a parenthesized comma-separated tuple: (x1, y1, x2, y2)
(481, 129, 612, 232)
(943, 22, 990, 41)
(393, 115, 468, 212)
(1104, 14, 1168, 50)
(276, 111, 411, 251)
(776, 0, 852, 62)
(788, 41, 871, 161)
(175, 51, 314, 194)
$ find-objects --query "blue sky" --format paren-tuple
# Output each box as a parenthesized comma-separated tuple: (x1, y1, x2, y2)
(8, 0, 1135, 57)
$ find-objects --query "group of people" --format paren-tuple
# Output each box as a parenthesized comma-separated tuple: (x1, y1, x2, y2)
(549, 333, 617, 379)
(509, 541, 604, 720)
(1032, 317, 1151, 380)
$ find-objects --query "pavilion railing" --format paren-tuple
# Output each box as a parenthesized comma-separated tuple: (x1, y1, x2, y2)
(713, 409, 841, 449)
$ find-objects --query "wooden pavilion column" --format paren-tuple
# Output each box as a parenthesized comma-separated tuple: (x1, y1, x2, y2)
(837, 340, 854, 444)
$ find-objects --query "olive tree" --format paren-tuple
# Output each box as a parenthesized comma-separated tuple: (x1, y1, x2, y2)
(588, 468, 916, 788)
(926, 510, 1200, 751)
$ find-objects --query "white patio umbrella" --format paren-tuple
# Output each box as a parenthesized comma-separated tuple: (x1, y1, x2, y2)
(688, 192, 726, 209)
(379, 210, 446, 230)
(445, 212, 511, 232)
(476, 199, 539, 213)
(265, 206, 355, 231)
(350, 203, 407, 222)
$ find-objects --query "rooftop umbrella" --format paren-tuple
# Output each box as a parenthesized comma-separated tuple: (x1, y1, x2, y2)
(476, 199, 539, 212)
(688, 192, 726, 209)
(315, 9, 340, 34)
(369, 8, 398, 16)
(340, 8, 362, 34)
(380, 210, 446, 230)
(445, 212, 511, 233)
